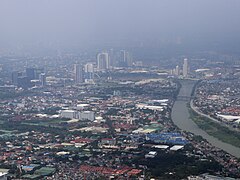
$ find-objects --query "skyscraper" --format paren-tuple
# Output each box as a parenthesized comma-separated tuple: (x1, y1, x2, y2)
(109, 49, 116, 67)
(84, 63, 94, 80)
(175, 65, 179, 76)
(183, 58, 188, 77)
(74, 64, 84, 84)
(40, 73, 46, 87)
(12, 71, 20, 85)
(97, 52, 109, 70)
(85, 63, 94, 73)
(119, 50, 132, 67)
(26, 68, 36, 80)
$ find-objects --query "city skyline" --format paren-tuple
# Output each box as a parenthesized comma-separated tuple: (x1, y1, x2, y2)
(0, 1, 240, 179)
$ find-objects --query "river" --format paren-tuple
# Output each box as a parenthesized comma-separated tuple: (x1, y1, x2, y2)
(171, 80, 240, 158)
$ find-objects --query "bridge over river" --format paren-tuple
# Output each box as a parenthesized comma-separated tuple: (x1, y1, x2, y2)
(176, 95, 192, 101)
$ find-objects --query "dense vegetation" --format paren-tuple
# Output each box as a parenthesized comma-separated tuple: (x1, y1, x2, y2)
(189, 109, 240, 148)
(132, 151, 222, 179)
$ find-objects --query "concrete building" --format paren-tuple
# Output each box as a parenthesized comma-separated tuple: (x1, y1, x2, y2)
(84, 63, 94, 73)
(97, 52, 109, 71)
(119, 50, 132, 67)
(60, 110, 77, 119)
(0, 169, 9, 180)
(183, 58, 189, 77)
(108, 48, 116, 67)
(40, 73, 46, 87)
(79, 111, 95, 121)
(17, 76, 31, 89)
(145, 151, 157, 158)
(175, 65, 180, 76)
(76, 104, 90, 110)
(74, 64, 84, 84)
(26, 68, 36, 80)
(84, 63, 94, 80)
(11, 71, 21, 85)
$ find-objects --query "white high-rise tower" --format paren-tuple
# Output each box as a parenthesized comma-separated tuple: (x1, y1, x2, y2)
(84, 63, 94, 80)
(175, 65, 179, 76)
(183, 58, 188, 77)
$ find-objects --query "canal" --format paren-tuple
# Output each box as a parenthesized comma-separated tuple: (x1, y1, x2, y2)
(171, 80, 240, 158)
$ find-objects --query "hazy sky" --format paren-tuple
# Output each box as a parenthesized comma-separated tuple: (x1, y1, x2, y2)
(0, 0, 240, 51)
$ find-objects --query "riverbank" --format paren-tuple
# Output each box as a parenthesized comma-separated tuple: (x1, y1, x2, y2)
(171, 80, 240, 158)
(189, 107, 240, 148)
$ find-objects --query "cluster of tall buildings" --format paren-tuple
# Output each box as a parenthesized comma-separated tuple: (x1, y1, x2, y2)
(11, 50, 134, 87)
(73, 50, 133, 84)
(73, 63, 95, 84)
(97, 50, 133, 71)
(12, 68, 46, 88)
(118, 50, 133, 67)
(172, 58, 189, 78)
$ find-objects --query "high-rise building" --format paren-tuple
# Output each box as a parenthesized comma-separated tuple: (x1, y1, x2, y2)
(175, 65, 179, 76)
(119, 50, 126, 67)
(119, 50, 132, 67)
(109, 49, 116, 67)
(97, 52, 109, 70)
(26, 68, 36, 80)
(40, 73, 46, 87)
(84, 63, 94, 73)
(84, 63, 94, 80)
(74, 64, 84, 84)
(12, 70, 32, 88)
(183, 58, 188, 77)
(35, 68, 44, 80)
(12, 71, 20, 85)
(126, 52, 132, 67)
(17, 76, 31, 89)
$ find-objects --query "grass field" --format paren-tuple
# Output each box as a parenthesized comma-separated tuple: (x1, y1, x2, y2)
(189, 109, 240, 148)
